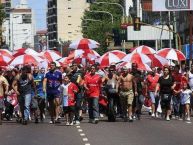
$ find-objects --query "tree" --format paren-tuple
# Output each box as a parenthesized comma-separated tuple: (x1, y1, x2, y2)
(0, 4, 6, 47)
(82, 0, 123, 55)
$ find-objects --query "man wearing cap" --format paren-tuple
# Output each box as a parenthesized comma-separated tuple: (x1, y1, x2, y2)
(118, 66, 137, 122)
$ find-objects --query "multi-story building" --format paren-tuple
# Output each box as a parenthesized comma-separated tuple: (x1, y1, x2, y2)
(47, 0, 89, 49)
(3, 0, 36, 51)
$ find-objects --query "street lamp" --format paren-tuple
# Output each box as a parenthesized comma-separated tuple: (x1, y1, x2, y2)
(87, 10, 114, 24)
(93, 1, 125, 17)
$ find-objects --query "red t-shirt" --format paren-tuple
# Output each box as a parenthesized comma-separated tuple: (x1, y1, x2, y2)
(172, 72, 182, 91)
(84, 73, 102, 98)
(64, 82, 78, 106)
(146, 74, 160, 91)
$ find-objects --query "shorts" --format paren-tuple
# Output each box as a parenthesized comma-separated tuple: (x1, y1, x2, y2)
(160, 94, 172, 110)
(0, 98, 4, 110)
(63, 106, 75, 114)
(149, 91, 156, 104)
(120, 89, 134, 105)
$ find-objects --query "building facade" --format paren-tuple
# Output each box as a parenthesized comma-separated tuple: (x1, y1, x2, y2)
(47, 0, 89, 49)
(2, 0, 36, 51)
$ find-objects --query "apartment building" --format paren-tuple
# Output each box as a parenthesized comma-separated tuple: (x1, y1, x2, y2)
(47, 0, 89, 48)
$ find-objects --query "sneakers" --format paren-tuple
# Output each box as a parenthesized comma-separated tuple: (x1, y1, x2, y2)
(92, 118, 99, 124)
(66, 122, 70, 126)
(186, 117, 191, 121)
(74, 120, 80, 125)
(79, 116, 83, 122)
(69, 122, 74, 126)
(49, 120, 55, 124)
(35, 118, 39, 124)
(22, 120, 27, 125)
(166, 116, 170, 121)
(129, 116, 133, 122)
(151, 113, 155, 117)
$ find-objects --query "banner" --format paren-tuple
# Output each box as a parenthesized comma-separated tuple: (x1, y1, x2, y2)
(152, 0, 193, 11)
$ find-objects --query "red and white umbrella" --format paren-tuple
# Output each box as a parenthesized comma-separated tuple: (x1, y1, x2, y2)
(41, 50, 62, 62)
(157, 48, 186, 61)
(147, 54, 169, 68)
(117, 62, 132, 70)
(13, 48, 41, 57)
(0, 49, 13, 59)
(68, 49, 84, 59)
(9, 54, 44, 66)
(130, 45, 156, 55)
(69, 38, 100, 50)
(0, 53, 12, 66)
(58, 57, 73, 65)
(109, 50, 126, 59)
(87, 50, 100, 61)
(99, 52, 121, 68)
(122, 52, 152, 71)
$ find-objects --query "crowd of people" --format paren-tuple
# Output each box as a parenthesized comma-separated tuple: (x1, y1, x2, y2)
(0, 61, 192, 125)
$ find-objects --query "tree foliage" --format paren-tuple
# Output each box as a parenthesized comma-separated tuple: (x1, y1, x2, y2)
(82, 0, 123, 55)
(0, 4, 5, 27)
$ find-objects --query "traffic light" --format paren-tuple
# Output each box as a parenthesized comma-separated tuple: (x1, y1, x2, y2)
(133, 17, 141, 31)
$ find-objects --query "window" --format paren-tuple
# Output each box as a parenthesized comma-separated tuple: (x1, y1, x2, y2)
(68, 7, 71, 9)
(68, 24, 72, 25)
(22, 14, 31, 24)
(68, 32, 72, 34)
(68, 16, 71, 17)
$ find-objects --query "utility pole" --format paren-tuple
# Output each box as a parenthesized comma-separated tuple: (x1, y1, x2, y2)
(189, 11, 193, 66)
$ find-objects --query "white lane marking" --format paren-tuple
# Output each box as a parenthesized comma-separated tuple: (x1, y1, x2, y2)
(85, 143, 90, 145)
(76, 126, 81, 128)
(83, 138, 88, 141)
(78, 129, 83, 132)
(80, 133, 85, 136)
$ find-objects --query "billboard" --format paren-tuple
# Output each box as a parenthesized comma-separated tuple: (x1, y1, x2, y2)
(152, 0, 193, 11)
(127, 25, 173, 41)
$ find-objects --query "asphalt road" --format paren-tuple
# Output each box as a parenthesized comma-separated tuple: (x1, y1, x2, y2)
(0, 114, 193, 145)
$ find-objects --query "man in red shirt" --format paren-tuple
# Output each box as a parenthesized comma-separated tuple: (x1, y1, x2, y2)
(84, 64, 102, 124)
(146, 67, 160, 117)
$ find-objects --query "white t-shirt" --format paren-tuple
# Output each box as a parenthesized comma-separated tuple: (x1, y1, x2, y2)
(180, 89, 192, 105)
(59, 83, 69, 107)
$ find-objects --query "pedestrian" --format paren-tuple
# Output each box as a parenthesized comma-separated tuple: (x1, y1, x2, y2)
(84, 64, 102, 124)
(118, 66, 138, 122)
(12, 66, 36, 125)
(43, 62, 62, 124)
(180, 83, 192, 121)
(0, 68, 9, 125)
(60, 75, 78, 125)
(155, 66, 176, 121)
(146, 67, 160, 117)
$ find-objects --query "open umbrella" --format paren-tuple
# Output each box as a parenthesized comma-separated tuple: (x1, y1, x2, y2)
(109, 50, 126, 59)
(69, 38, 100, 51)
(157, 48, 186, 61)
(122, 52, 152, 71)
(13, 48, 41, 57)
(147, 54, 169, 68)
(0, 49, 13, 58)
(130, 45, 156, 55)
(9, 54, 44, 66)
(99, 52, 121, 68)
(0, 53, 12, 66)
(41, 50, 62, 62)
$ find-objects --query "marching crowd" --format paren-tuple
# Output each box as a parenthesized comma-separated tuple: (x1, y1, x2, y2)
(0, 61, 193, 125)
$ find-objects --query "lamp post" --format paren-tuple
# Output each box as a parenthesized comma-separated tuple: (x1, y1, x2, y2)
(87, 10, 114, 24)
(93, 2, 125, 17)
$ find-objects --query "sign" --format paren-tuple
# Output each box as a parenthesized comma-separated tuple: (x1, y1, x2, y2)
(182, 44, 193, 59)
(153, 0, 193, 11)
(127, 25, 173, 41)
